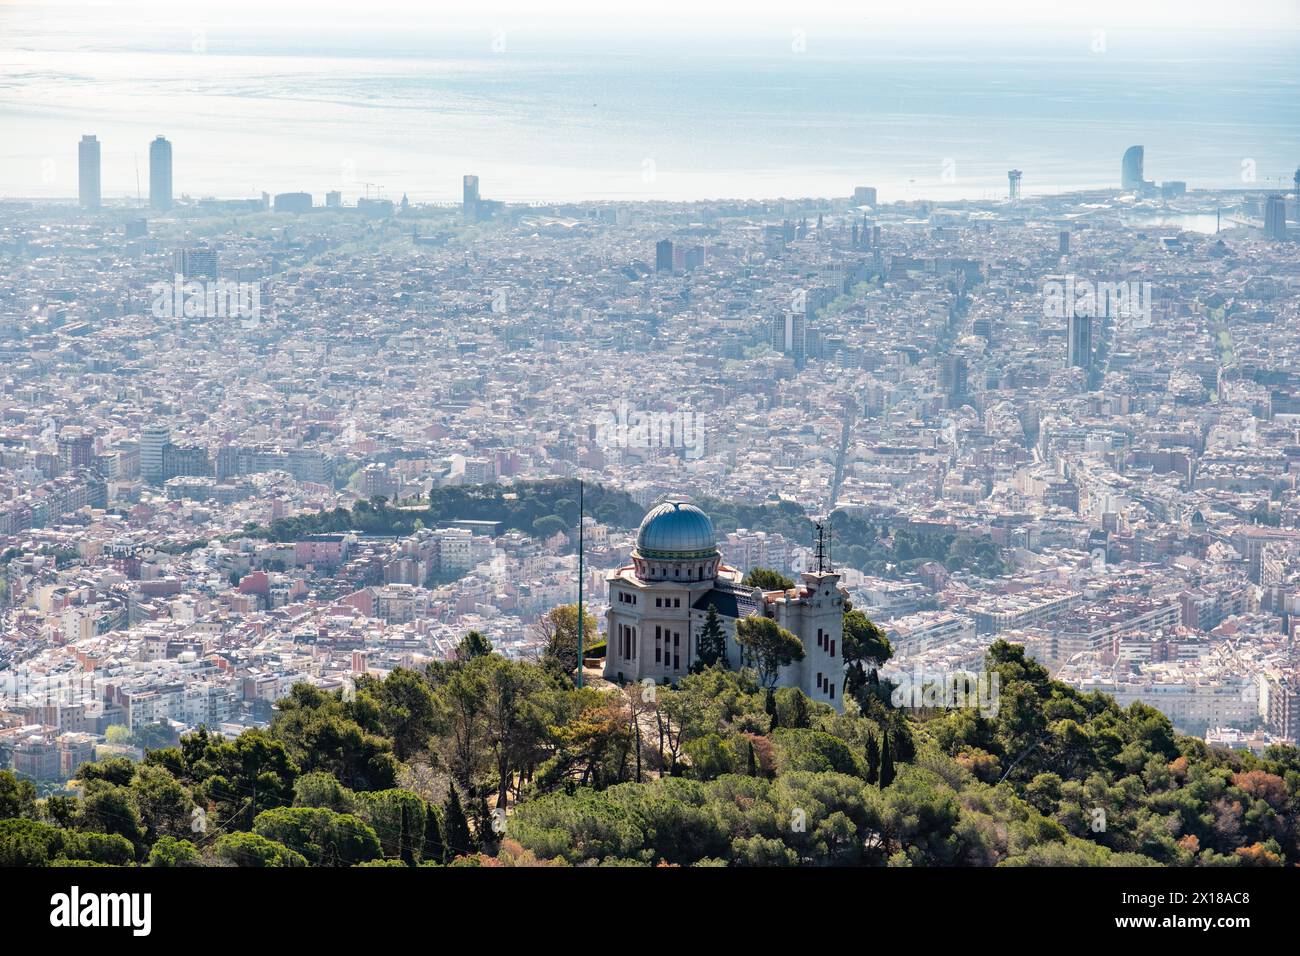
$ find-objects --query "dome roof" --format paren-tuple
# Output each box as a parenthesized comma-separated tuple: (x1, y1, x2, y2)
(635, 501, 717, 559)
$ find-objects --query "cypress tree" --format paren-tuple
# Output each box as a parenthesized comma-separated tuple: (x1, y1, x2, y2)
(694, 603, 728, 671)
(789, 688, 810, 729)
(865, 732, 880, 785)
(746, 740, 758, 777)
(423, 802, 444, 864)
(765, 686, 779, 729)
(879, 730, 896, 789)
(399, 799, 416, 866)
(474, 793, 495, 850)
(443, 785, 472, 862)
(892, 719, 916, 763)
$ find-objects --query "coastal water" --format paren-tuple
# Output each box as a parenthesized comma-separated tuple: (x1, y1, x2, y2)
(1, 6, 1297, 204)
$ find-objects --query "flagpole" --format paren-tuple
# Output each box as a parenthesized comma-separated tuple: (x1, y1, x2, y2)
(576, 478, 584, 688)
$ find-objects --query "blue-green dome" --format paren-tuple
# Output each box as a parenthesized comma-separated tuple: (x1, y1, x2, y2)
(635, 501, 717, 560)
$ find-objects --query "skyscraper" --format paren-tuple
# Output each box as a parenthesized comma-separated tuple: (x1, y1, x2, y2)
(149, 135, 172, 211)
(771, 312, 807, 369)
(463, 175, 480, 223)
(78, 135, 101, 209)
(140, 424, 170, 485)
(1068, 311, 1092, 373)
(1059, 230, 1071, 255)
(1264, 194, 1287, 241)
(1121, 146, 1145, 192)
(940, 354, 968, 402)
(655, 239, 673, 272)
(1008, 169, 1022, 201)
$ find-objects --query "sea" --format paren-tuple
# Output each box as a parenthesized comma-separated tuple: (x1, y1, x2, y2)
(1, 4, 1297, 205)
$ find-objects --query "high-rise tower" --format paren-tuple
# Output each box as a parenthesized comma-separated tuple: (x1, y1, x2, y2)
(1121, 146, 1145, 191)
(149, 135, 173, 211)
(78, 135, 101, 209)
(140, 424, 170, 485)
(462, 175, 480, 223)
(1264, 194, 1287, 241)
(1068, 311, 1093, 373)
(655, 239, 674, 272)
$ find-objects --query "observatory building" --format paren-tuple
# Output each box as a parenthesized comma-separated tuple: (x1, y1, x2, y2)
(604, 500, 848, 709)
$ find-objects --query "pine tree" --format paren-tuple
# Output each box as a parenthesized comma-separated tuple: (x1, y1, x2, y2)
(693, 603, 728, 671)
(443, 784, 473, 862)
(879, 730, 896, 789)
(865, 732, 880, 785)
(457, 629, 493, 660)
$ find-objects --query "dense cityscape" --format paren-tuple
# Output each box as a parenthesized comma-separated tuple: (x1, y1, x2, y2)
(3, 133, 1298, 781)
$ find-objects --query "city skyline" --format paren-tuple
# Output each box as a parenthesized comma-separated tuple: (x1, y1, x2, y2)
(28, 130, 1300, 210)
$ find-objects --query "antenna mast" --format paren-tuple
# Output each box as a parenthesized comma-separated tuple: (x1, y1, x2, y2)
(576, 479, 584, 688)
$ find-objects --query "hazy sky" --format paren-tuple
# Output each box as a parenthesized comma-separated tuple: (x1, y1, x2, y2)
(4, 0, 1298, 44)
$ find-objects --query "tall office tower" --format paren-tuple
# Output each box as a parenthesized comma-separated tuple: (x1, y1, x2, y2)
(78, 135, 101, 209)
(1294, 166, 1300, 199)
(1067, 311, 1093, 372)
(1264, 194, 1287, 241)
(771, 312, 807, 369)
(1008, 169, 1022, 201)
(1059, 230, 1070, 255)
(853, 185, 877, 206)
(655, 238, 674, 272)
(1121, 146, 1145, 191)
(173, 247, 219, 279)
(940, 354, 968, 402)
(149, 135, 172, 210)
(140, 424, 170, 485)
(462, 174, 480, 223)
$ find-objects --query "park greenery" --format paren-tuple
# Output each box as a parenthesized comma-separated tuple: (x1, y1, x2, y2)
(256, 479, 644, 543)
(248, 479, 1007, 581)
(2, 593, 1296, 866)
